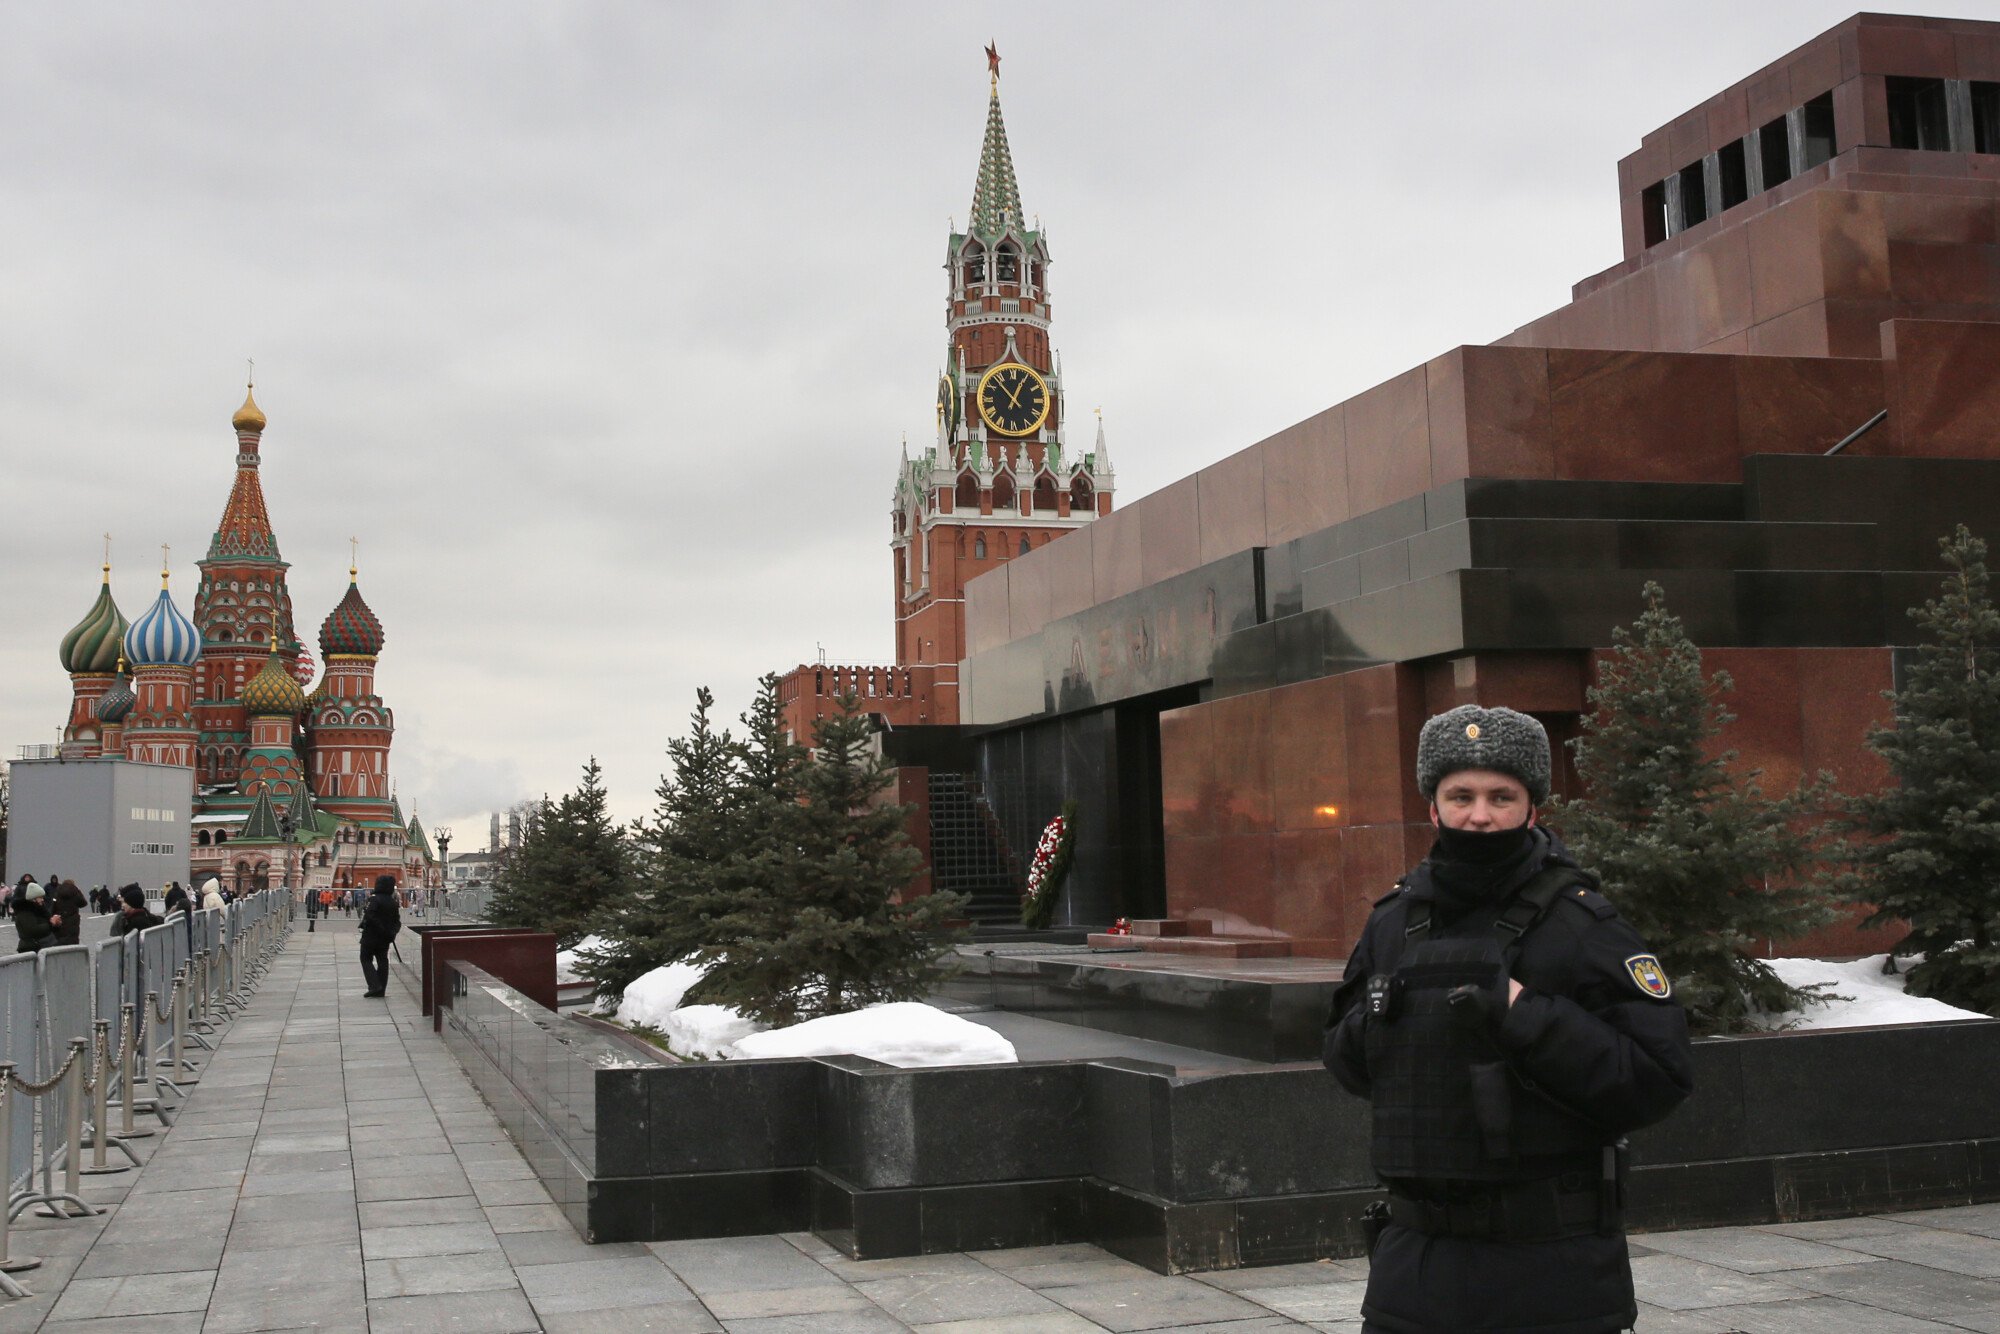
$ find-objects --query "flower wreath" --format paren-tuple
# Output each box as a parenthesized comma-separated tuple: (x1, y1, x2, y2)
(1020, 799, 1079, 929)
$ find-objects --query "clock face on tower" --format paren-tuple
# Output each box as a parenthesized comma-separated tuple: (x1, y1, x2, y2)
(976, 362, 1052, 437)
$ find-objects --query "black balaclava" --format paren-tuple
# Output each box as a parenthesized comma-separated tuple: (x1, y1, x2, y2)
(1426, 821, 1541, 924)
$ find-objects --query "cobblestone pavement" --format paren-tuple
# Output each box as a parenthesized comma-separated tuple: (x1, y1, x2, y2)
(6, 924, 2000, 1331)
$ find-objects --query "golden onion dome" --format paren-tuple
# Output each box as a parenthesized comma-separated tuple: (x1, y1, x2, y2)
(232, 384, 266, 434)
(240, 639, 305, 716)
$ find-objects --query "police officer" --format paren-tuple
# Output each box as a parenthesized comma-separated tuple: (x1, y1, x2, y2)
(1324, 704, 1694, 1334)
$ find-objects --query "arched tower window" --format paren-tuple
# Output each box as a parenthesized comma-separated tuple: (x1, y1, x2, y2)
(1071, 478, 1094, 512)
(961, 244, 985, 288)
(1019, 535, 1031, 556)
(973, 534, 987, 560)
(1032, 477, 1057, 514)
(955, 473, 978, 510)
(992, 473, 1015, 510)
(996, 244, 1019, 283)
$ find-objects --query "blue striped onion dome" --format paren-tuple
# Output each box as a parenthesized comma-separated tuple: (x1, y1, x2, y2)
(95, 668, 136, 723)
(59, 575, 128, 674)
(124, 585, 203, 668)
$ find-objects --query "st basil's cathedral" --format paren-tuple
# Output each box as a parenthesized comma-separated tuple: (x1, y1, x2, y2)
(52, 386, 434, 894)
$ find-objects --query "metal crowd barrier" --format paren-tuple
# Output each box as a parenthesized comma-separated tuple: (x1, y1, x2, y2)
(443, 887, 494, 921)
(0, 890, 292, 1298)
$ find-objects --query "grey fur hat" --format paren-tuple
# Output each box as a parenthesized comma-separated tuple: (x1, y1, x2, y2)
(1416, 704, 1551, 805)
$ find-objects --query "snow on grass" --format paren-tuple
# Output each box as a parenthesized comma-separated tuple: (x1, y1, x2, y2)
(1756, 954, 1989, 1031)
(727, 1001, 1017, 1067)
(662, 1004, 766, 1059)
(555, 935, 606, 984)
(613, 961, 710, 1028)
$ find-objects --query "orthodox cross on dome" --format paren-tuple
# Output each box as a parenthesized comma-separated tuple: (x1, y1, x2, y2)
(103, 532, 112, 577)
(160, 543, 171, 586)
(349, 536, 359, 579)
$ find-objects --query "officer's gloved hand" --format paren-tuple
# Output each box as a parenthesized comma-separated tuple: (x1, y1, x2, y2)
(1446, 960, 1512, 1038)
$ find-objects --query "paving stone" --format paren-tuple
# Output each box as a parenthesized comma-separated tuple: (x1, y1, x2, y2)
(364, 1249, 523, 1297)
(1638, 1225, 1882, 1274)
(1193, 1257, 1370, 1290)
(1631, 1254, 1815, 1310)
(499, 1228, 653, 1267)
(1229, 1279, 1368, 1323)
(361, 1221, 503, 1260)
(516, 1254, 699, 1313)
(486, 1202, 570, 1233)
(704, 1283, 880, 1319)
(907, 1315, 1109, 1334)
(653, 1234, 853, 1293)
(537, 1302, 725, 1333)
(855, 1270, 1061, 1325)
(472, 1176, 553, 1207)
(1696, 1295, 1975, 1332)
(354, 1169, 473, 1202)
(366, 1288, 541, 1334)
(1822, 1225, 2000, 1277)
(45, 1270, 215, 1320)
(718, 1313, 911, 1334)
(358, 1195, 487, 1228)
(1038, 1274, 1274, 1332)
(1781, 1258, 2000, 1330)
(74, 1234, 226, 1279)
(36, 1313, 208, 1334)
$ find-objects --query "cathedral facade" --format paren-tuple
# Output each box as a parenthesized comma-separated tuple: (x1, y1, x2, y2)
(53, 388, 433, 893)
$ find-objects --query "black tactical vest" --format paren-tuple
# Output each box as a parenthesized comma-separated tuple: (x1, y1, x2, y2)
(1365, 865, 1607, 1182)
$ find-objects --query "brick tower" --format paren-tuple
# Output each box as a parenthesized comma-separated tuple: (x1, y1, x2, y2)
(308, 566, 394, 822)
(120, 565, 203, 770)
(887, 46, 1114, 720)
(780, 48, 1114, 742)
(193, 384, 305, 787)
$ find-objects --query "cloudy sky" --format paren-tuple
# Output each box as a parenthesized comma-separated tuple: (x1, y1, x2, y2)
(3, 1, 1972, 838)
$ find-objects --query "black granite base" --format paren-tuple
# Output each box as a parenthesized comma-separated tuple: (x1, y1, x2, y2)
(935, 949, 1339, 1063)
(436, 960, 2000, 1272)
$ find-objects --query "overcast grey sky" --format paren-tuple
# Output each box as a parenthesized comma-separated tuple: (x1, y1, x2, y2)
(3, 2, 1974, 837)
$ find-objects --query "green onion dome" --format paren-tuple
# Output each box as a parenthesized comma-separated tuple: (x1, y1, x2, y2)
(319, 570, 384, 657)
(59, 569, 128, 674)
(95, 661, 136, 723)
(241, 639, 306, 716)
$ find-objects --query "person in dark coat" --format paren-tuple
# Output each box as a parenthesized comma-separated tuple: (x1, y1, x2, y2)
(109, 885, 165, 938)
(1325, 704, 1695, 1334)
(358, 874, 402, 998)
(49, 879, 88, 947)
(12, 883, 56, 954)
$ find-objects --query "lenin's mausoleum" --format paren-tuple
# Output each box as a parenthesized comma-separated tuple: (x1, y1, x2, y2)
(926, 13, 2000, 958)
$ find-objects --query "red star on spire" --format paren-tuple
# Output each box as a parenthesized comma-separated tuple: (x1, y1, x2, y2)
(986, 42, 1001, 81)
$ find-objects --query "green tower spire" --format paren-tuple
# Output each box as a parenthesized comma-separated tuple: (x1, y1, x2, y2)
(967, 44, 1024, 241)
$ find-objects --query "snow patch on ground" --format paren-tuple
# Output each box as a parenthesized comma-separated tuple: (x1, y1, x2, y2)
(555, 935, 606, 984)
(727, 1002, 1018, 1067)
(612, 961, 710, 1029)
(1758, 954, 1988, 1030)
(662, 1005, 766, 1059)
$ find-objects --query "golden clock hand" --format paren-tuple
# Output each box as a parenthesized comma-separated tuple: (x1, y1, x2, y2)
(1004, 377, 1027, 408)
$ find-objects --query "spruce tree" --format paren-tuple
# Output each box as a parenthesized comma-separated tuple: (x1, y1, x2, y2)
(690, 694, 966, 1026)
(486, 758, 629, 948)
(1552, 582, 1836, 1033)
(580, 690, 741, 1000)
(1839, 527, 2000, 1014)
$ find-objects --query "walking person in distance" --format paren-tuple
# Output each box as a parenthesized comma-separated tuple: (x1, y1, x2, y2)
(358, 874, 401, 998)
(1324, 704, 1695, 1334)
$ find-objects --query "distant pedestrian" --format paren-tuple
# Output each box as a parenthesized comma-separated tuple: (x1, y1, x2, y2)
(49, 879, 88, 947)
(163, 882, 191, 918)
(201, 880, 226, 912)
(109, 885, 164, 938)
(12, 883, 55, 954)
(358, 875, 401, 998)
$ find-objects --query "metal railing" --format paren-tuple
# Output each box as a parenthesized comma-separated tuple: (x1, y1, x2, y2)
(1, 889, 291, 1298)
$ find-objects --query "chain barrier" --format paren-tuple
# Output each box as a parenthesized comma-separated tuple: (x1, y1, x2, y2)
(0, 893, 293, 1300)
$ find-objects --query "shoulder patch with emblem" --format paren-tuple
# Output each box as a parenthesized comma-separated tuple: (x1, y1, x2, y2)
(1624, 954, 1672, 999)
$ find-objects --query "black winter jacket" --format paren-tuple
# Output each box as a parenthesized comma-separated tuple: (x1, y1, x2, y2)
(359, 889, 402, 946)
(12, 898, 55, 953)
(49, 882, 88, 947)
(110, 906, 166, 938)
(1324, 829, 1694, 1334)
